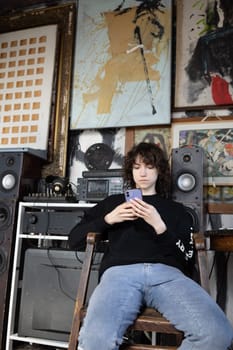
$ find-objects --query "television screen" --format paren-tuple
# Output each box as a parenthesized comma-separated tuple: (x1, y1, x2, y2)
(18, 248, 103, 342)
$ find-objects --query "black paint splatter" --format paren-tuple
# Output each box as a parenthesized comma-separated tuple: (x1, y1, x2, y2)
(113, 0, 167, 115)
(135, 25, 157, 115)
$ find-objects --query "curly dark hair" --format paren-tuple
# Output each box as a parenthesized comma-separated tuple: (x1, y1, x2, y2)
(124, 142, 171, 198)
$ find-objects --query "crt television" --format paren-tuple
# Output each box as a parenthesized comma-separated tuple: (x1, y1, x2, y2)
(18, 248, 103, 342)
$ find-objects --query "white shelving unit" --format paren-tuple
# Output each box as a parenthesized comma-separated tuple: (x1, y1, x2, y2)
(6, 201, 95, 350)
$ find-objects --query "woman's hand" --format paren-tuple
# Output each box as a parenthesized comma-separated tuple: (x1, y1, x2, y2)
(104, 202, 138, 225)
(128, 198, 167, 234)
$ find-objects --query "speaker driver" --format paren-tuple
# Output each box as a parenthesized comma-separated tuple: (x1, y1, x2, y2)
(184, 205, 200, 232)
(0, 204, 11, 229)
(5, 156, 15, 167)
(1, 172, 16, 191)
(177, 173, 196, 192)
(182, 153, 192, 163)
(0, 248, 7, 275)
(52, 177, 68, 195)
(0, 233, 4, 245)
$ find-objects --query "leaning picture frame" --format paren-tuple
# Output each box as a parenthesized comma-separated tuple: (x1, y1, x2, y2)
(171, 119, 233, 186)
(0, 4, 76, 177)
(174, 0, 233, 110)
(134, 126, 171, 161)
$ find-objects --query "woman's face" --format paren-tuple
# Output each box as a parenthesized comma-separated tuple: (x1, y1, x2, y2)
(132, 155, 158, 195)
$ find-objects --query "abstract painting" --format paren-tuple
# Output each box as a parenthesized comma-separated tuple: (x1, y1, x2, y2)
(172, 120, 233, 185)
(134, 126, 171, 160)
(68, 128, 125, 188)
(70, 0, 172, 129)
(175, 0, 233, 109)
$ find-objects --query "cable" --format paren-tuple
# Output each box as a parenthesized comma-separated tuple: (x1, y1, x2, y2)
(46, 248, 77, 302)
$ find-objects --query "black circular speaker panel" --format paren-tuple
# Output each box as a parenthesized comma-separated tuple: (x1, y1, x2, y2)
(84, 143, 114, 170)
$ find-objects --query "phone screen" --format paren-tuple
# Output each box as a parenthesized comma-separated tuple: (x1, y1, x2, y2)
(125, 189, 142, 202)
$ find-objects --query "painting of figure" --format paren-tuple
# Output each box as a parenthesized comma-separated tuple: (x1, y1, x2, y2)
(175, 0, 233, 109)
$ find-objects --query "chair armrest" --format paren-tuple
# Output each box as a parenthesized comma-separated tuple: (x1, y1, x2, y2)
(193, 233, 210, 294)
(87, 231, 104, 245)
(193, 232, 206, 250)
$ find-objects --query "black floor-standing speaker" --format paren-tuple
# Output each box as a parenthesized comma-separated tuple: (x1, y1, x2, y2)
(0, 150, 43, 348)
(171, 146, 206, 232)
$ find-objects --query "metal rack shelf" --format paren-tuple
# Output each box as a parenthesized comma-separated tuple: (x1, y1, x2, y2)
(6, 201, 95, 350)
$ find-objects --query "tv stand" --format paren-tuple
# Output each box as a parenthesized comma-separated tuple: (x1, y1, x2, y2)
(6, 201, 95, 350)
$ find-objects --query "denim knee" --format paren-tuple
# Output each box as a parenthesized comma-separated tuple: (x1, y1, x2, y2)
(78, 328, 122, 350)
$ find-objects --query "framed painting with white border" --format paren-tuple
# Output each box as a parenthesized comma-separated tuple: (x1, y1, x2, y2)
(172, 120, 233, 186)
(174, 0, 233, 110)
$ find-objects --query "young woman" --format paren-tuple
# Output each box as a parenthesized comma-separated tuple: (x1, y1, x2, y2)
(69, 142, 233, 350)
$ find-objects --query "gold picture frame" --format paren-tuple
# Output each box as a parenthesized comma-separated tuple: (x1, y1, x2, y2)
(0, 3, 76, 177)
(125, 126, 172, 160)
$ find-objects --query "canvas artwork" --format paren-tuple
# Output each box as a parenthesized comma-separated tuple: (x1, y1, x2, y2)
(172, 121, 233, 185)
(68, 128, 125, 190)
(0, 25, 57, 151)
(175, 0, 233, 109)
(134, 127, 171, 160)
(70, 0, 172, 129)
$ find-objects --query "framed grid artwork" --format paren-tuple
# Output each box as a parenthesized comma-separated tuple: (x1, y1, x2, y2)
(0, 3, 76, 177)
(0, 25, 57, 153)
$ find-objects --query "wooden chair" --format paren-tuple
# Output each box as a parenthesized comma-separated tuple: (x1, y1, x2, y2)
(68, 232, 209, 350)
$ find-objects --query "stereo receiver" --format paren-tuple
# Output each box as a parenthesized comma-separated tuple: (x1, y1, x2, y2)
(77, 169, 124, 202)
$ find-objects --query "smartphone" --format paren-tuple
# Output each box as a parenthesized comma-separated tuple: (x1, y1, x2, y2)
(124, 188, 142, 202)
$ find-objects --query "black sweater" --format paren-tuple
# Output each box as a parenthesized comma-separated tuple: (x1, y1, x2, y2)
(69, 194, 195, 277)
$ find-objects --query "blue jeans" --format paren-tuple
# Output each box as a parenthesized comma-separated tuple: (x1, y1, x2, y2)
(78, 263, 233, 350)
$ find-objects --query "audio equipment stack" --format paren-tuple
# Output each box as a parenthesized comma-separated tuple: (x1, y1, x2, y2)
(5, 201, 96, 350)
